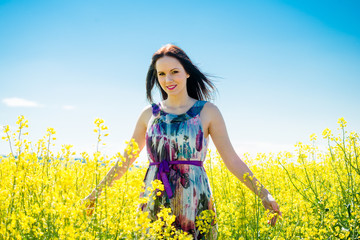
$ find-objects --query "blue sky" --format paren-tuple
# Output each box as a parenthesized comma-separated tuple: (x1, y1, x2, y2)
(0, 0, 359, 161)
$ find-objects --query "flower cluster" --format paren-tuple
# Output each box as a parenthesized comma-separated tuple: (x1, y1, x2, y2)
(0, 116, 359, 239)
(147, 179, 165, 199)
(94, 118, 109, 152)
(195, 210, 217, 235)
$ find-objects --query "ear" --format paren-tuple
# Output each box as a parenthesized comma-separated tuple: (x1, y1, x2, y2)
(187, 74, 190, 78)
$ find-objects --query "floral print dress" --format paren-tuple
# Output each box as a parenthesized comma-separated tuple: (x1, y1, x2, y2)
(139, 100, 218, 239)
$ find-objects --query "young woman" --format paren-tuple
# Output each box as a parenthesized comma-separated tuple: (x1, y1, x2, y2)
(83, 44, 282, 239)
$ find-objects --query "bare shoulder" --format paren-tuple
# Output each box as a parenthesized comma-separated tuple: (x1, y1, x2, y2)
(138, 104, 153, 128)
(202, 101, 223, 127)
(202, 101, 226, 136)
(202, 101, 222, 118)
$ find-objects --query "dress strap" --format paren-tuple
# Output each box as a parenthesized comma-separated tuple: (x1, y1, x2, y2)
(151, 103, 161, 117)
(187, 100, 207, 118)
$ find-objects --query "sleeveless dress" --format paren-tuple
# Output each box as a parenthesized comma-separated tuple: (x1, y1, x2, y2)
(139, 100, 218, 239)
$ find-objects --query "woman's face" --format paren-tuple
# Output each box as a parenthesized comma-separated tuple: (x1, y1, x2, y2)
(155, 56, 190, 97)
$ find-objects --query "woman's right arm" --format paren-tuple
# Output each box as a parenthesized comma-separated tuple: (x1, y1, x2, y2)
(84, 105, 152, 201)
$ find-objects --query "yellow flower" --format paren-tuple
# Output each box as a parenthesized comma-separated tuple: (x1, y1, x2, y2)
(3, 125, 10, 133)
(322, 128, 332, 139)
(310, 133, 317, 141)
(243, 172, 250, 182)
(337, 117, 347, 128)
(46, 127, 56, 135)
(195, 210, 217, 235)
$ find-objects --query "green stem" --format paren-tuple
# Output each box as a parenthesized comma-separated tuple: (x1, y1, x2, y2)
(276, 158, 316, 205)
(6, 132, 14, 157)
(299, 154, 320, 205)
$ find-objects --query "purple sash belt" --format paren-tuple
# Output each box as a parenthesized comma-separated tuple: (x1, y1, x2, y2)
(149, 160, 203, 199)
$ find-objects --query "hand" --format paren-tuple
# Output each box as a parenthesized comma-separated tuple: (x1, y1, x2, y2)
(81, 193, 97, 217)
(261, 193, 282, 226)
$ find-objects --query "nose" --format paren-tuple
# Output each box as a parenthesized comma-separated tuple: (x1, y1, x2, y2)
(166, 75, 173, 83)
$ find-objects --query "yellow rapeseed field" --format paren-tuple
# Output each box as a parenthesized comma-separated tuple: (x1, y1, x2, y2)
(0, 116, 359, 239)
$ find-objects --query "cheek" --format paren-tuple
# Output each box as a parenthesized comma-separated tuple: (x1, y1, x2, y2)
(157, 78, 165, 86)
(158, 80, 168, 91)
(174, 74, 187, 83)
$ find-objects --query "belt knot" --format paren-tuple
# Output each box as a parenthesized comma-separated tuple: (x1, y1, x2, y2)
(149, 160, 203, 199)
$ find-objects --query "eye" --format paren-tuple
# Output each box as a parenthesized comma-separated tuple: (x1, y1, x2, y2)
(172, 70, 179, 74)
(158, 72, 165, 76)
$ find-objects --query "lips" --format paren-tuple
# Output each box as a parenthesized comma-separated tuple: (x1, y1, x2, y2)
(167, 85, 177, 90)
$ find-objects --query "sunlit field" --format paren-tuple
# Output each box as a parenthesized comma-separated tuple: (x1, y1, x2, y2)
(0, 116, 359, 239)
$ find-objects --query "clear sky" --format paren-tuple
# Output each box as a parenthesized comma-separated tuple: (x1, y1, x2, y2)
(1, 0, 359, 162)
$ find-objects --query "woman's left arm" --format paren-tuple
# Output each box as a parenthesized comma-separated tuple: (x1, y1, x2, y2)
(205, 102, 282, 225)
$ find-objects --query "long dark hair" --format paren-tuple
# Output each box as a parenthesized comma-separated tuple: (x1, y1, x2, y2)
(146, 44, 218, 103)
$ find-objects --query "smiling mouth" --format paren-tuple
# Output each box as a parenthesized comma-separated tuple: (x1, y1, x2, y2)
(167, 85, 177, 90)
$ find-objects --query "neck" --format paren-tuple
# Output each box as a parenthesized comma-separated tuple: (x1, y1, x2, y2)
(164, 94, 195, 108)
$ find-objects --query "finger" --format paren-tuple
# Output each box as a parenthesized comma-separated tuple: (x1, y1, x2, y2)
(274, 208, 282, 218)
(268, 209, 281, 226)
(272, 204, 281, 217)
(271, 215, 278, 226)
(86, 205, 95, 216)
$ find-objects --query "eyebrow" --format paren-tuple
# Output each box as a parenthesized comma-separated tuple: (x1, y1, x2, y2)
(157, 68, 179, 73)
